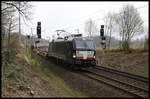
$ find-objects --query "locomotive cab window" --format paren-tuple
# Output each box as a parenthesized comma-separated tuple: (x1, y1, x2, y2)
(75, 40, 95, 50)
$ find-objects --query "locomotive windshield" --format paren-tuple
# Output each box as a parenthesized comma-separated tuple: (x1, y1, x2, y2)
(75, 40, 95, 50)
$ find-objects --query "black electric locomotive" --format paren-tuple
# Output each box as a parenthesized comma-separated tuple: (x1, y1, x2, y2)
(47, 37, 96, 67)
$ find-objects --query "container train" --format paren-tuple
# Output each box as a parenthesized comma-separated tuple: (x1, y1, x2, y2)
(32, 39, 49, 56)
(32, 34, 96, 68)
(47, 35, 96, 68)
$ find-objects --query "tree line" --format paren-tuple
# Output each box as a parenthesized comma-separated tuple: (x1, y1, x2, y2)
(84, 4, 148, 51)
(1, 1, 32, 64)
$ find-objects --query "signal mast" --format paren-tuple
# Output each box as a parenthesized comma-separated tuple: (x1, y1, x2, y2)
(100, 25, 106, 55)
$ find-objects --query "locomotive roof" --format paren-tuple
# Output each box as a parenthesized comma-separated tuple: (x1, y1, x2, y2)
(73, 37, 93, 41)
(52, 37, 93, 43)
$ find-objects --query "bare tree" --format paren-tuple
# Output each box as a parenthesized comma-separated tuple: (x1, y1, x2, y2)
(1, 11, 8, 39)
(1, 1, 33, 41)
(84, 18, 97, 37)
(1, 1, 32, 21)
(1, 1, 33, 64)
(1, 11, 18, 63)
(103, 12, 116, 50)
(7, 13, 18, 62)
(115, 4, 144, 51)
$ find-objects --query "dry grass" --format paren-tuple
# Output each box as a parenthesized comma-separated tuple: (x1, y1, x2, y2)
(96, 48, 149, 78)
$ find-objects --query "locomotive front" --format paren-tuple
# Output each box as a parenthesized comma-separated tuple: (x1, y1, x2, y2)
(72, 38, 96, 66)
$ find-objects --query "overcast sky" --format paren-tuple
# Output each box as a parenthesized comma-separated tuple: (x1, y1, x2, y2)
(21, 1, 148, 41)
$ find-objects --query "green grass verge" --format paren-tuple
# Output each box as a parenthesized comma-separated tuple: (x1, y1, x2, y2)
(26, 52, 87, 97)
(96, 45, 145, 51)
(130, 45, 144, 50)
(96, 46, 120, 50)
(2, 57, 28, 88)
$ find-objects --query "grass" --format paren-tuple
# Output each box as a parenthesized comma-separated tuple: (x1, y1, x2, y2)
(96, 45, 145, 51)
(99, 63, 149, 78)
(26, 51, 87, 97)
(130, 45, 145, 50)
(2, 35, 30, 97)
(96, 44, 148, 78)
(2, 56, 28, 88)
(96, 51, 148, 78)
(125, 65, 149, 78)
(96, 46, 120, 50)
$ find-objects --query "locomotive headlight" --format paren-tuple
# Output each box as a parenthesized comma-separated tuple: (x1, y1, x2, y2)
(93, 56, 96, 58)
(73, 54, 76, 58)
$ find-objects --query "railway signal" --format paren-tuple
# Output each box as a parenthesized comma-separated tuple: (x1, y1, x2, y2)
(27, 35, 30, 39)
(100, 25, 105, 45)
(100, 25, 104, 37)
(101, 36, 106, 45)
(37, 22, 41, 39)
(100, 25, 106, 56)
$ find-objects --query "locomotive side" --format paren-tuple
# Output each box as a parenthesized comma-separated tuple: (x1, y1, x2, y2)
(47, 37, 96, 67)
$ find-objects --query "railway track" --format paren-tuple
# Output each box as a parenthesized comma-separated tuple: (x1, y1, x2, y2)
(94, 65, 149, 83)
(80, 66, 149, 98)
(32, 51, 149, 97)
